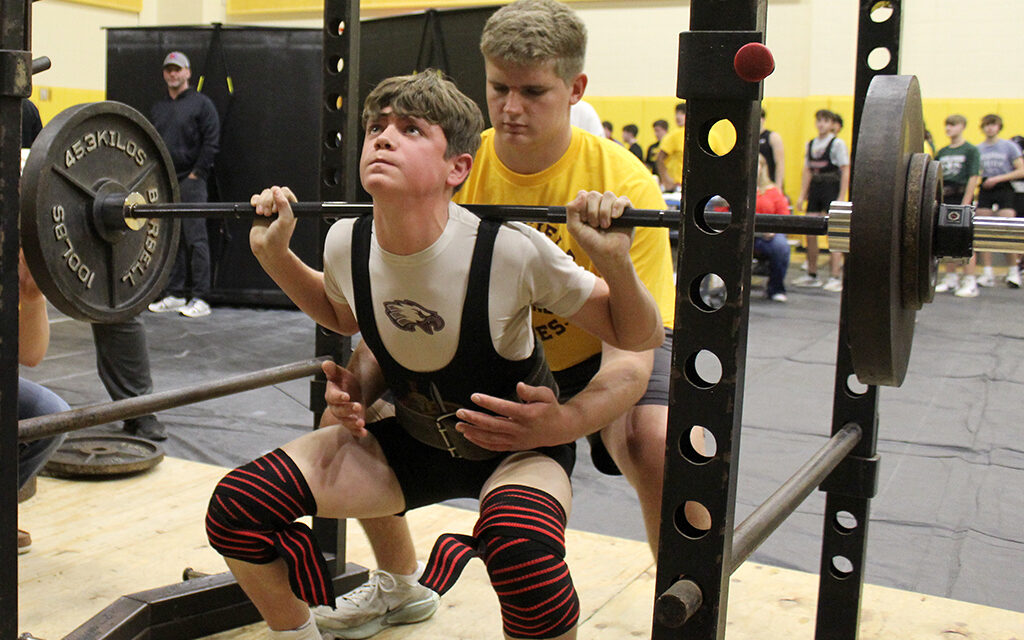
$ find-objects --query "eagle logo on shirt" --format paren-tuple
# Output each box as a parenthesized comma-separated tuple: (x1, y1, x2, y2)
(383, 299, 445, 335)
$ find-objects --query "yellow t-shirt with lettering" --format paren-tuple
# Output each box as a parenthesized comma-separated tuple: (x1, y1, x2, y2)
(455, 127, 674, 371)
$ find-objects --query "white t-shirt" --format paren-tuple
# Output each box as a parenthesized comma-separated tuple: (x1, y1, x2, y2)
(570, 100, 604, 137)
(807, 134, 850, 167)
(323, 203, 597, 372)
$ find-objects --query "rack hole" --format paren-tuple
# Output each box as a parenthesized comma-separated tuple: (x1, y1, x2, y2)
(680, 426, 717, 464)
(328, 19, 346, 36)
(674, 501, 712, 539)
(699, 118, 736, 157)
(694, 195, 729, 235)
(322, 166, 343, 187)
(690, 273, 726, 311)
(325, 130, 342, 150)
(869, 1, 894, 22)
(685, 349, 722, 388)
(867, 47, 892, 71)
(326, 55, 345, 74)
(845, 374, 868, 397)
(834, 510, 858, 534)
(830, 555, 855, 579)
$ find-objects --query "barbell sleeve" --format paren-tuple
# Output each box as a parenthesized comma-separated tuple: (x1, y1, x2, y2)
(829, 200, 1024, 257)
(973, 216, 1024, 254)
(120, 198, 832, 236)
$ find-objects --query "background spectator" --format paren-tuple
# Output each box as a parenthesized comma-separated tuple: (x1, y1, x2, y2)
(656, 102, 687, 191)
(759, 107, 786, 194)
(569, 98, 604, 137)
(975, 114, 1024, 289)
(622, 123, 643, 161)
(933, 114, 982, 297)
(147, 51, 220, 319)
(794, 109, 849, 292)
(646, 119, 668, 174)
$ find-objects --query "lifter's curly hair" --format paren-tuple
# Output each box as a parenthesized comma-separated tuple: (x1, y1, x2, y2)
(361, 70, 484, 159)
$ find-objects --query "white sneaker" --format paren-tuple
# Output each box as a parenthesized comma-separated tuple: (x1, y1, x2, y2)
(934, 273, 959, 293)
(313, 569, 440, 639)
(148, 295, 186, 312)
(793, 274, 822, 288)
(977, 273, 996, 288)
(955, 276, 979, 298)
(770, 292, 788, 302)
(179, 298, 211, 318)
(1006, 266, 1021, 289)
(823, 277, 843, 292)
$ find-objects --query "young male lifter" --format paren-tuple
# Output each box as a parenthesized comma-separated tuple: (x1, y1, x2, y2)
(315, 1, 684, 637)
(207, 71, 663, 640)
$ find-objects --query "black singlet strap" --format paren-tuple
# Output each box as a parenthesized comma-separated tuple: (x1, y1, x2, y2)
(456, 218, 501, 357)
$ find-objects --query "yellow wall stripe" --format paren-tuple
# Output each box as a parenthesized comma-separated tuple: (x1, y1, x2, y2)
(62, 0, 141, 11)
(31, 87, 108, 127)
(225, 0, 607, 15)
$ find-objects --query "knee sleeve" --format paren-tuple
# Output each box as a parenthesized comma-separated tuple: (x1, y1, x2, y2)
(205, 448, 333, 606)
(420, 485, 579, 639)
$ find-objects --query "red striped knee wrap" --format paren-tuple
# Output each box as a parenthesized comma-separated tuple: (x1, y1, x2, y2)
(419, 484, 579, 638)
(205, 449, 333, 606)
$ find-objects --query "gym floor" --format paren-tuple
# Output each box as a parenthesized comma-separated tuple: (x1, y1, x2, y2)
(19, 268, 1024, 616)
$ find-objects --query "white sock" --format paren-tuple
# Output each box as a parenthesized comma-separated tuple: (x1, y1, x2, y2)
(395, 560, 425, 584)
(268, 610, 320, 640)
(983, 266, 994, 276)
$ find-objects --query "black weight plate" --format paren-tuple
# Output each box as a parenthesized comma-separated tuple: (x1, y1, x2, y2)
(42, 433, 164, 478)
(20, 101, 180, 323)
(848, 75, 923, 388)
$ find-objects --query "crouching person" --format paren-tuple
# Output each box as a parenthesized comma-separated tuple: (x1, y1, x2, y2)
(205, 70, 664, 640)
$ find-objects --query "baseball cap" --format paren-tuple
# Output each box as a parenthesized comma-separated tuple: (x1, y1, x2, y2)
(162, 51, 190, 69)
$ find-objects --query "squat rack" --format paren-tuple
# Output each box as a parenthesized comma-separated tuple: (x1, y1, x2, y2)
(0, 0, 901, 638)
(652, 1, 895, 638)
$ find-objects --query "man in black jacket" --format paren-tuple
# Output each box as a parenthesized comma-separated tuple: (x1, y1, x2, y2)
(148, 51, 220, 318)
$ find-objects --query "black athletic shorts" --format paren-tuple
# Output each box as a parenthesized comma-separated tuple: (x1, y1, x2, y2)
(368, 417, 576, 514)
(553, 331, 673, 475)
(807, 174, 841, 213)
(977, 182, 1016, 211)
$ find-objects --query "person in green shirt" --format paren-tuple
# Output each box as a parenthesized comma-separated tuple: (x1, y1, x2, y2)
(933, 114, 983, 297)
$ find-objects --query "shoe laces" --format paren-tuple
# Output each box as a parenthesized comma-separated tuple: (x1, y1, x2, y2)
(339, 570, 401, 608)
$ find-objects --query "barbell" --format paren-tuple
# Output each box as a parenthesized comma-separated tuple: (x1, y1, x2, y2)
(18, 76, 1024, 387)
